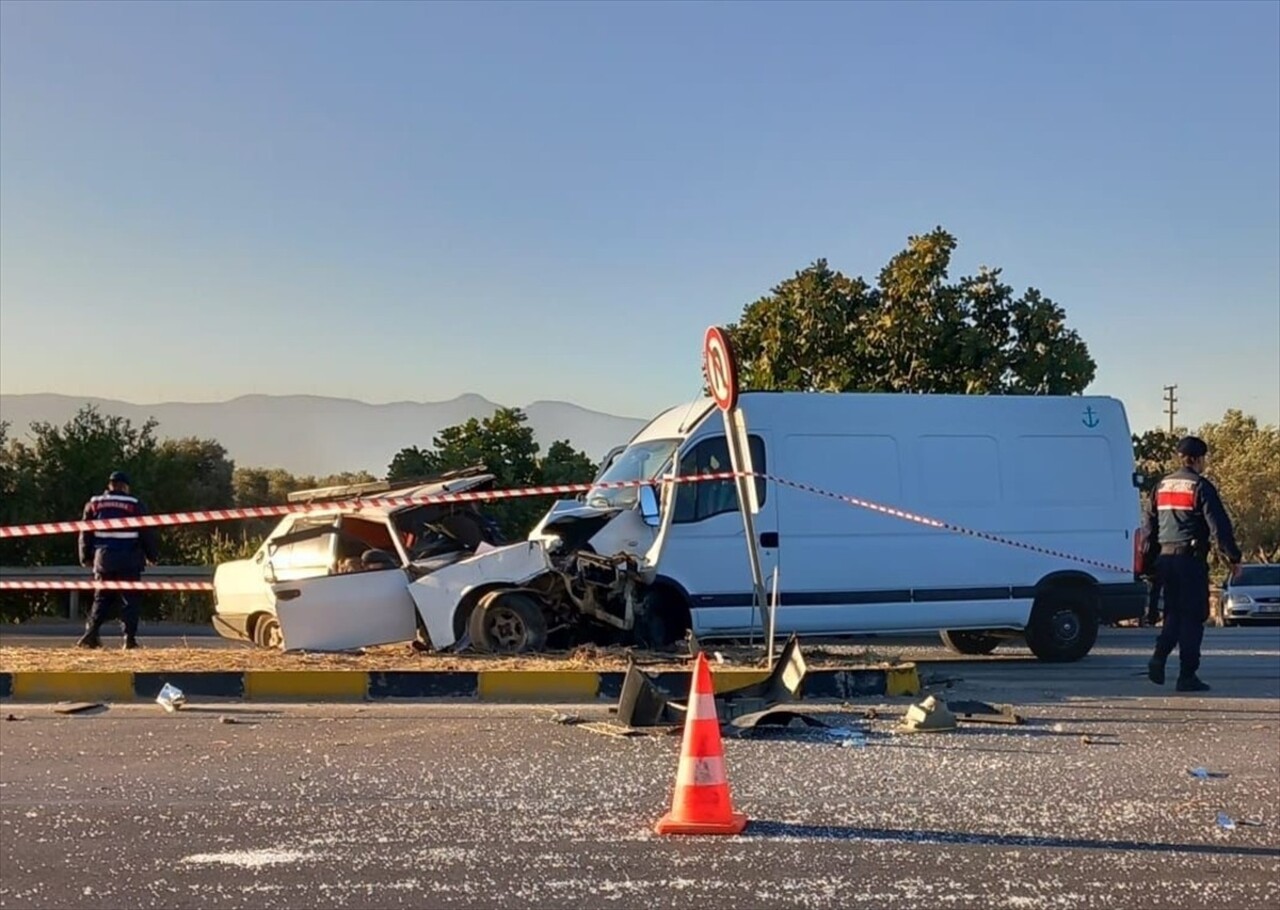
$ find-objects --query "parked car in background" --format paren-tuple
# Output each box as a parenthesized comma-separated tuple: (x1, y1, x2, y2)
(211, 467, 505, 650)
(1221, 564, 1280, 625)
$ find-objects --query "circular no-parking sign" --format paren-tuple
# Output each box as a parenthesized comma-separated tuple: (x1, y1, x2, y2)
(703, 325, 739, 413)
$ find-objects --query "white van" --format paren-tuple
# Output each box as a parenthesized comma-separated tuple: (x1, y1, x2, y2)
(413, 391, 1147, 662)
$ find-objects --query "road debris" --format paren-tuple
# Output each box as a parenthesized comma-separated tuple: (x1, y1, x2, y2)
(895, 695, 957, 733)
(4, 713, 21, 722)
(615, 634, 808, 728)
(1217, 811, 1237, 831)
(52, 702, 104, 715)
(547, 712, 582, 726)
(728, 709, 831, 736)
(219, 716, 240, 725)
(1189, 767, 1228, 780)
(948, 699, 1023, 725)
(155, 683, 186, 713)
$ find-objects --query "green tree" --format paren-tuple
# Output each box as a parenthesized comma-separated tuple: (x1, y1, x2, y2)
(386, 446, 434, 483)
(541, 440, 598, 486)
(1199, 410, 1280, 562)
(1132, 428, 1181, 495)
(726, 227, 1097, 395)
(386, 408, 599, 538)
(0, 406, 243, 622)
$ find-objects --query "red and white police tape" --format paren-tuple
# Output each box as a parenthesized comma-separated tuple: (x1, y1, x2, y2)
(0, 472, 740, 539)
(762, 474, 1133, 576)
(0, 579, 213, 592)
(0, 469, 1134, 583)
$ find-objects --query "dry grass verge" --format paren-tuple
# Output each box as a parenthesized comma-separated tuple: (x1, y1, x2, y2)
(0, 641, 917, 674)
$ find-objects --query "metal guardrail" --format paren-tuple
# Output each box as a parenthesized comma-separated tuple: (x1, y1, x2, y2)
(0, 566, 213, 619)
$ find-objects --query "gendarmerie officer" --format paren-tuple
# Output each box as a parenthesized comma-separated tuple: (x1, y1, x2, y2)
(76, 471, 159, 649)
(1141, 436, 1241, 692)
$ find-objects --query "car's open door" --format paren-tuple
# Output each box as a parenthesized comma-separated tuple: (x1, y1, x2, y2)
(272, 569, 418, 651)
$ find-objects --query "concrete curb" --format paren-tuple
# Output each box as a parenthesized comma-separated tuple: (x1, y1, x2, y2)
(0, 663, 920, 704)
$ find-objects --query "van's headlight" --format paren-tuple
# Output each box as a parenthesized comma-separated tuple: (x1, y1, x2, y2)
(1228, 594, 1254, 606)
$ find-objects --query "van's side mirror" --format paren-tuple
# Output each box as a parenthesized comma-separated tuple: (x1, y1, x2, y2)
(638, 484, 661, 527)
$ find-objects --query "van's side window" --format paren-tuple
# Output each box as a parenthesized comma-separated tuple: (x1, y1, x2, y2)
(673, 435, 766, 523)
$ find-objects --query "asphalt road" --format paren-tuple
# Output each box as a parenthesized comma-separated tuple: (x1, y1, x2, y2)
(2, 633, 1278, 909)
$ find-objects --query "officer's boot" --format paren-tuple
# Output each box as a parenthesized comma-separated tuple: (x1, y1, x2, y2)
(122, 635, 139, 650)
(1147, 653, 1166, 685)
(1146, 655, 1167, 686)
(75, 622, 103, 650)
(1176, 674, 1210, 692)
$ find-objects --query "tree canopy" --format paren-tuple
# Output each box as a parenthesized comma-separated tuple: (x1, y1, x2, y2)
(726, 227, 1097, 395)
(386, 406, 599, 539)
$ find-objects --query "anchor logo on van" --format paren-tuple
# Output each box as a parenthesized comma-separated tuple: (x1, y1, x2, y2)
(1082, 406, 1100, 428)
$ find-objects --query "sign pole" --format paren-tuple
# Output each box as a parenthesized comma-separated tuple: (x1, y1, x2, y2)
(702, 325, 770, 665)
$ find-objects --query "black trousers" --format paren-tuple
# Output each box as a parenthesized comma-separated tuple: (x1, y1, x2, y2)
(1152, 554, 1209, 678)
(87, 571, 140, 638)
(1146, 577, 1163, 618)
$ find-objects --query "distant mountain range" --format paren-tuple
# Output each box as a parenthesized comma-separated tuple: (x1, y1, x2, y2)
(0, 393, 649, 477)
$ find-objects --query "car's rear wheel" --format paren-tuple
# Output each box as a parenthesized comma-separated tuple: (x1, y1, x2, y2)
(939, 629, 1002, 655)
(253, 614, 283, 650)
(467, 590, 548, 654)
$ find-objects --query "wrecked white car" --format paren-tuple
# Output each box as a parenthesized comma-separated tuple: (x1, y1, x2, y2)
(411, 438, 682, 655)
(211, 469, 508, 651)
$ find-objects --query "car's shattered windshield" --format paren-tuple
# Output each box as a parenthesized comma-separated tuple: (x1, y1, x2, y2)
(585, 439, 678, 509)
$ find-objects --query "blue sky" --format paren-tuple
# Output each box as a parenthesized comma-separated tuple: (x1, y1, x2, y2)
(2, 0, 1277, 435)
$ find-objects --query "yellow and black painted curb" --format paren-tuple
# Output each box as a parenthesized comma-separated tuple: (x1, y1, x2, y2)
(0, 663, 920, 703)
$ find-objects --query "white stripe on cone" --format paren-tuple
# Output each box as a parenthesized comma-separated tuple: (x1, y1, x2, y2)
(675, 754, 728, 788)
(689, 692, 718, 720)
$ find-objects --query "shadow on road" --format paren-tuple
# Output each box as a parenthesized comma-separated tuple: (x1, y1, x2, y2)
(749, 821, 1280, 858)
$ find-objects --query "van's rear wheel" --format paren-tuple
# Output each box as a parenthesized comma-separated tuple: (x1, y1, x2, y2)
(468, 590, 548, 654)
(1025, 588, 1098, 662)
(939, 630, 1002, 655)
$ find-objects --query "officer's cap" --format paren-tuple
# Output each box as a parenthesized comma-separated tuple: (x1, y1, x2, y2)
(1175, 436, 1208, 458)
(108, 470, 131, 485)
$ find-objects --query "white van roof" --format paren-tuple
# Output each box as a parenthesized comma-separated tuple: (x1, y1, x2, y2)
(631, 391, 1130, 442)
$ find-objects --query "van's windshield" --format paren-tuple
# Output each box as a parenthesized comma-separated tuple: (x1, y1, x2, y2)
(585, 439, 678, 509)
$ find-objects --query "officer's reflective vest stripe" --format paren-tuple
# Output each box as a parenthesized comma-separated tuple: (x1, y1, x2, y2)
(94, 530, 140, 540)
(1156, 478, 1196, 510)
(90, 494, 139, 512)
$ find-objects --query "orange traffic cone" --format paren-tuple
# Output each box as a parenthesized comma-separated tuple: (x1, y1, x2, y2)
(654, 651, 748, 836)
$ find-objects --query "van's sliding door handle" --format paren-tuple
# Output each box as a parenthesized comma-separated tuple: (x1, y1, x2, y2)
(275, 589, 301, 601)
(759, 532, 779, 548)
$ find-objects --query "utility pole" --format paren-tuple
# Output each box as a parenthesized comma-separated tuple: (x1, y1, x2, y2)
(1163, 384, 1178, 434)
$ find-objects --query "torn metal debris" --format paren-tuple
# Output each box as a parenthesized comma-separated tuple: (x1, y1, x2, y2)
(52, 702, 104, 715)
(614, 634, 808, 729)
(947, 699, 1024, 725)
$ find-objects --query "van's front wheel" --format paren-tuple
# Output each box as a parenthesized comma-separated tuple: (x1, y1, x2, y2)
(939, 630, 1001, 655)
(1025, 588, 1098, 662)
